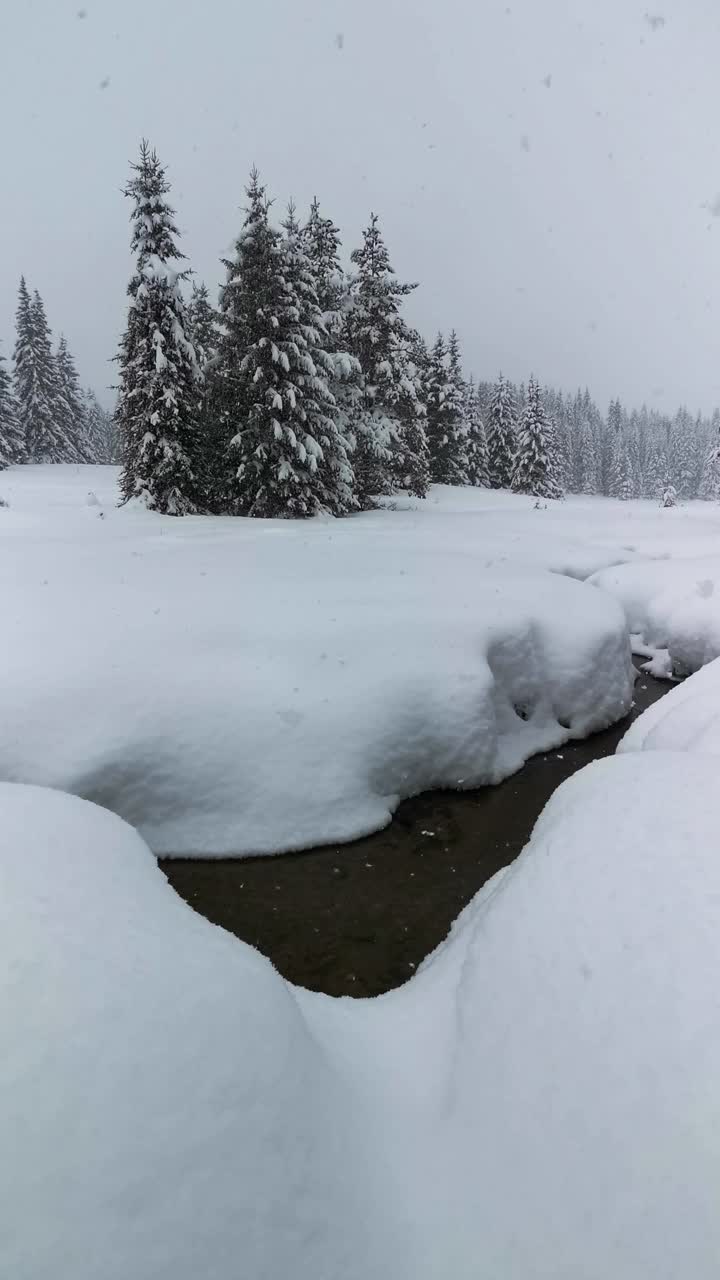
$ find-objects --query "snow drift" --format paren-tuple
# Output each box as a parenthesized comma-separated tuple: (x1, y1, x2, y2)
(4, 752, 720, 1278)
(591, 556, 720, 675)
(0, 466, 635, 855)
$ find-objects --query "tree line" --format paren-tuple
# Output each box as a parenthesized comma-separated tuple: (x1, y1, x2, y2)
(2, 140, 718, 510)
(0, 281, 116, 470)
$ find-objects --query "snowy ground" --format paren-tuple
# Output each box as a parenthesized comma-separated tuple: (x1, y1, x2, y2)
(6, 467, 720, 1275)
(4, 752, 720, 1278)
(0, 464, 651, 856)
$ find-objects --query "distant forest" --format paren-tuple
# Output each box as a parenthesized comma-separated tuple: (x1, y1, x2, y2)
(1, 142, 717, 512)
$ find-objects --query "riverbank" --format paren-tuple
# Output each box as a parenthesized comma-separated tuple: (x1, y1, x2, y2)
(162, 662, 670, 996)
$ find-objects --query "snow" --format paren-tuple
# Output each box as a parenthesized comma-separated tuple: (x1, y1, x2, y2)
(7, 470, 720, 1273)
(619, 650, 720, 757)
(5, 471, 720, 856)
(5, 748, 720, 1277)
(0, 466, 641, 857)
(591, 556, 720, 675)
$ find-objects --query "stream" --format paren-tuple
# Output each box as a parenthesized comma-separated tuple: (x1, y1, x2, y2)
(161, 663, 670, 997)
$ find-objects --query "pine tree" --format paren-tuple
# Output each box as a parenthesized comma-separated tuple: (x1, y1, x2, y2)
(83, 389, 119, 463)
(609, 431, 633, 500)
(115, 141, 201, 514)
(512, 375, 558, 497)
(645, 447, 667, 501)
(13, 280, 67, 462)
(187, 282, 229, 511)
(671, 407, 697, 499)
(0, 347, 23, 467)
(219, 175, 355, 517)
(486, 374, 517, 488)
(662, 481, 677, 508)
(425, 332, 469, 485)
(577, 418, 599, 495)
(303, 197, 346, 324)
(464, 377, 489, 487)
(699, 441, 720, 501)
(345, 213, 426, 502)
(56, 336, 94, 461)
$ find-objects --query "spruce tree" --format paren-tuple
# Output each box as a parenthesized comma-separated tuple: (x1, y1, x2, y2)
(578, 417, 599, 494)
(486, 374, 517, 488)
(83, 389, 119, 463)
(699, 441, 720, 501)
(303, 197, 346, 324)
(115, 141, 201, 514)
(464, 377, 489, 487)
(13, 280, 67, 462)
(56, 336, 94, 461)
(425, 332, 469, 485)
(188, 282, 229, 511)
(0, 347, 23, 467)
(219, 174, 355, 517)
(609, 431, 633, 500)
(512, 375, 557, 497)
(643, 444, 663, 500)
(345, 213, 426, 502)
(671, 408, 697, 499)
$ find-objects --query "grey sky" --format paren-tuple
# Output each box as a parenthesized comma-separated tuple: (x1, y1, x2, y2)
(2, 0, 720, 413)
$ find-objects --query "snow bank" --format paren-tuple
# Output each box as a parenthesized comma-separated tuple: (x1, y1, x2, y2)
(5, 752, 720, 1277)
(619, 652, 720, 756)
(590, 557, 720, 676)
(0, 466, 634, 855)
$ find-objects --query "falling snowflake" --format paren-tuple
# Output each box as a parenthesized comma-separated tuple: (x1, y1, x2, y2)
(335, 31, 344, 50)
(644, 12, 665, 30)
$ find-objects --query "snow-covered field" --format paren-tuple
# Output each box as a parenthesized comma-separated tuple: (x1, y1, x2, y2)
(0, 464, 646, 855)
(6, 467, 720, 1275)
(4, 751, 720, 1279)
(4, 466, 720, 853)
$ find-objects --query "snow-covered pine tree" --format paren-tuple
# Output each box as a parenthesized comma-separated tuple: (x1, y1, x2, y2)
(83, 389, 119, 463)
(303, 197, 346, 324)
(577, 416, 599, 495)
(662, 481, 677, 508)
(219, 176, 355, 517)
(643, 444, 663, 500)
(115, 141, 201, 514)
(13, 280, 67, 463)
(699, 439, 720, 501)
(187, 282, 229, 511)
(604, 398, 626, 495)
(345, 213, 426, 502)
(464, 376, 489, 487)
(0, 346, 23, 467)
(671, 407, 697, 499)
(609, 430, 633, 500)
(425, 332, 469, 485)
(56, 336, 94, 461)
(387, 327, 430, 497)
(486, 373, 517, 488)
(301, 198, 374, 493)
(512, 375, 558, 498)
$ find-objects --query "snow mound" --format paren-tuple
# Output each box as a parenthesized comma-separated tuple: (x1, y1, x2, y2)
(0, 466, 634, 856)
(590, 556, 720, 675)
(5, 754, 720, 1277)
(619, 653, 720, 756)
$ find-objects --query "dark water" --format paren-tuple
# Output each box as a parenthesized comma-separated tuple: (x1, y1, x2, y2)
(161, 666, 670, 997)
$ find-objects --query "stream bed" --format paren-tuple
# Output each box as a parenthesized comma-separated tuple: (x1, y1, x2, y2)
(161, 664, 670, 997)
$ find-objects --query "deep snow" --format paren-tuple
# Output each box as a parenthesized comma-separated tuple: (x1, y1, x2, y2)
(0, 466, 642, 855)
(4, 755, 720, 1278)
(5, 468, 720, 1275)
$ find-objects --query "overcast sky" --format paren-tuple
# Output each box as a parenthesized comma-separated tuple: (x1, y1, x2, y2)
(2, 0, 720, 413)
